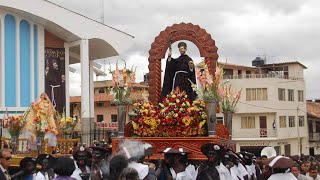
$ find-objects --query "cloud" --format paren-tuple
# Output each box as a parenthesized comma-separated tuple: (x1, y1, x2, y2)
(50, 0, 320, 99)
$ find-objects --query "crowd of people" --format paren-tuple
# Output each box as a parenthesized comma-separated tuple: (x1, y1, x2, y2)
(1, 141, 320, 180)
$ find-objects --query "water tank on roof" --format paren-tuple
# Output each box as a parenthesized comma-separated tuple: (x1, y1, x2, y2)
(144, 73, 149, 82)
(252, 57, 265, 67)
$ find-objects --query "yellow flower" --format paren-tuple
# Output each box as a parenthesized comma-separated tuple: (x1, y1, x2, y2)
(159, 103, 164, 108)
(184, 95, 188, 98)
(193, 100, 199, 105)
(143, 103, 150, 108)
(201, 114, 207, 119)
(186, 101, 190, 107)
(174, 113, 178, 118)
(199, 120, 206, 128)
(133, 103, 138, 107)
(139, 109, 144, 113)
(190, 107, 195, 111)
(179, 108, 184, 112)
(132, 121, 139, 130)
(176, 99, 180, 103)
(66, 117, 72, 123)
(172, 94, 176, 98)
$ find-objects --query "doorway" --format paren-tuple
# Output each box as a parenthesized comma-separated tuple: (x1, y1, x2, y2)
(260, 116, 267, 137)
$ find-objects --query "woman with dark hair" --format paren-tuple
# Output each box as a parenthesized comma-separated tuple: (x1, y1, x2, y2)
(109, 155, 128, 180)
(53, 156, 76, 180)
(119, 167, 139, 180)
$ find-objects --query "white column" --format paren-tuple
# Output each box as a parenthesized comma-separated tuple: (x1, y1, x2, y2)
(16, 18, 21, 107)
(64, 43, 70, 117)
(0, 16, 4, 107)
(30, 23, 34, 101)
(89, 61, 94, 118)
(37, 26, 45, 96)
(80, 39, 90, 119)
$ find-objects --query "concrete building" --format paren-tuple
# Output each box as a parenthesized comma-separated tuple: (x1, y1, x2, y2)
(307, 100, 320, 156)
(70, 80, 147, 134)
(198, 58, 308, 156)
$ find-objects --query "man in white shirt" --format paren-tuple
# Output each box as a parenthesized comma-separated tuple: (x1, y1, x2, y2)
(307, 165, 320, 180)
(0, 149, 12, 180)
(291, 164, 308, 180)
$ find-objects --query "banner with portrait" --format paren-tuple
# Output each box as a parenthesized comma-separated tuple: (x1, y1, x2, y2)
(45, 48, 66, 113)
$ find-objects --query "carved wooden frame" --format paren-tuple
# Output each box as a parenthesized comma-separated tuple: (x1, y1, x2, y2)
(148, 22, 219, 104)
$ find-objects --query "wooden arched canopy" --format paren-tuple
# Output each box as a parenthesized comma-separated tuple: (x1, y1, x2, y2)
(148, 22, 219, 104)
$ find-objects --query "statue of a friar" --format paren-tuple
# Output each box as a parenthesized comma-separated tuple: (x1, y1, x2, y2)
(161, 41, 197, 101)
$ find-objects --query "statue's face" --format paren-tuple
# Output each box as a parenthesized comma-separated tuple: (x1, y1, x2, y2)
(40, 93, 47, 100)
(53, 62, 59, 70)
(179, 46, 187, 55)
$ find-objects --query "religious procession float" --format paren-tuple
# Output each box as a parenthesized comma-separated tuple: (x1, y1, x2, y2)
(111, 23, 242, 160)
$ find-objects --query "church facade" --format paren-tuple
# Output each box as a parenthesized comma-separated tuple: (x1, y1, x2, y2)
(0, 11, 44, 111)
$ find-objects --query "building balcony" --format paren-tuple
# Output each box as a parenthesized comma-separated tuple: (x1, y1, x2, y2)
(223, 74, 303, 81)
(233, 128, 277, 138)
(309, 132, 320, 142)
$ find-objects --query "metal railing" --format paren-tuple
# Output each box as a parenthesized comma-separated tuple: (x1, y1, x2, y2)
(233, 128, 277, 138)
(309, 133, 320, 142)
(223, 74, 303, 81)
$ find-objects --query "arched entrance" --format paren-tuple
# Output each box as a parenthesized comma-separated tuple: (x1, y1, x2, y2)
(148, 22, 219, 104)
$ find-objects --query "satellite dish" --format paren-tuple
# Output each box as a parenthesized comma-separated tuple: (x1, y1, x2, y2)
(261, 147, 277, 158)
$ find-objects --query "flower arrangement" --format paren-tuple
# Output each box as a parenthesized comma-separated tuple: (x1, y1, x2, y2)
(220, 84, 242, 112)
(130, 90, 207, 137)
(109, 62, 136, 105)
(4, 115, 26, 137)
(60, 116, 77, 134)
(30, 100, 58, 137)
(190, 62, 224, 102)
(33, 115, 55, 137)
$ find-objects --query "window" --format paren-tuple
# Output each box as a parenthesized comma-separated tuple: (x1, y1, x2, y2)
(241, 116, 255, 128)
(98, 88, 105, 93)
(284, 144, 291, 156)
(111, 114, 117, 122)
(289, 116, 295, 127)
(97, 102, 104, 107)
(299, 116, 305, 127)
(274, 146, 281, 156)
(279, 116, 286, 128)
(246, 88, 267, 101)
(97, 115, 104, 122)
(288, 89, 294, 101)
(298, 90, 304, 102)
(246, 71, 251, 78)
(217, 117, 223, 124)
(278, 88, 285, 101)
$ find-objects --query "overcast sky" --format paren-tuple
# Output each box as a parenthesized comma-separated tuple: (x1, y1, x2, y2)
(50, 0, 320, 99)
